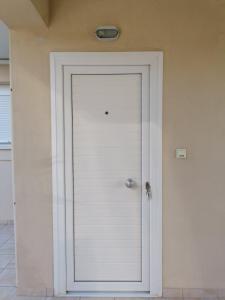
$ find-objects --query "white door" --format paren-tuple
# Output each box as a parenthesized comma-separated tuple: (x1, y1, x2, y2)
(64, 66, 150, 292)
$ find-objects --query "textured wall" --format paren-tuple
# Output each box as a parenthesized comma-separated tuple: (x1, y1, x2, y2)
(10, 0, 225, 293)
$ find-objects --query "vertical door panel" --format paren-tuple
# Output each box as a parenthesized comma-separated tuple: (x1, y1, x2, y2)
(72, 74, 142, 282)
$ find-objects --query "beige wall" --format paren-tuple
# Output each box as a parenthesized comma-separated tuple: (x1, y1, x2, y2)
(10, 0, 225, 294)
(31, 0, 50, 25)
(0, 64, 13, 223)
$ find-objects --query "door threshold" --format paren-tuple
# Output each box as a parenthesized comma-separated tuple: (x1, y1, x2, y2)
(65, 291, 152, 298)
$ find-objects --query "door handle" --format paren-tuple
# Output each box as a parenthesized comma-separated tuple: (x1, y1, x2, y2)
(125, 178, 135, 188)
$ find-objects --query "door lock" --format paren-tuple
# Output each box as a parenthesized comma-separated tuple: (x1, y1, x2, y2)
(145, 182, 152, 199)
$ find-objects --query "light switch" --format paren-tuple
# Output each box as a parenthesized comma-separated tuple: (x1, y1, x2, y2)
(176, 148, 187, 159)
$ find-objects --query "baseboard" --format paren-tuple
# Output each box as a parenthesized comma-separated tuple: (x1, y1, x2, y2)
(16, 287, 225, 298)
(17, 287, 54, 297)
(68, 289, 225, 298)
(163, 288, 225, 298)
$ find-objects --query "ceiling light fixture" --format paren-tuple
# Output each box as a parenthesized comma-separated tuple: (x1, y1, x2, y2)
(95, 26, 120, 41)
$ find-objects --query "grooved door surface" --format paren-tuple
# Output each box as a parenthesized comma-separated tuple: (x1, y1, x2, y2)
(72, 74, 142, 282)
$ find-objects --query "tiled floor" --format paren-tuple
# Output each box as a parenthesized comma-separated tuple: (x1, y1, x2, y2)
(0, 224, 16, 285)
(0, 223, 17, 299)
(0, 224, 79, 299)
(2, 224, 222, 300)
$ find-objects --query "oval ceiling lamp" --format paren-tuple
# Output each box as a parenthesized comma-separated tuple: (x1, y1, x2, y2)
(96, 26, 120, 41)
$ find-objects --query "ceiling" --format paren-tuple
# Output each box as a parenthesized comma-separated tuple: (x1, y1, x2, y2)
(0, 21, 9, 59)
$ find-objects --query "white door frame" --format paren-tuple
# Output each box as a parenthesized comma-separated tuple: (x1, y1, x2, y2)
(65, 66, 150, 292)
(50, 52, 163, 297)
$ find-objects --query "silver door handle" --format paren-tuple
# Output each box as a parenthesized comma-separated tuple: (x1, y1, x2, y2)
(125, 178, 135, 188)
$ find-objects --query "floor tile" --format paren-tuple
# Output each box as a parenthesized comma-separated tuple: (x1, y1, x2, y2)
(0, 225, 16, 289)
(0, 268, 16, 286)
(0, 255, 14, 268)
(0, 241, 15, 251)
(0, 286, 16, 299)
(0, 250, 15, 255)
(0, 236, 10, 243)
(13, 297, 45, 300)
(0, 235, 12, 242)
(5, 262, 16, 269)
(10, 257, 15, 263)
(46, 298, 80, 300)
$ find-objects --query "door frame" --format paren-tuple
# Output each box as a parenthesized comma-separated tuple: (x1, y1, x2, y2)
(50, 52, 163, 297)
(65, 66, 150, 292)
